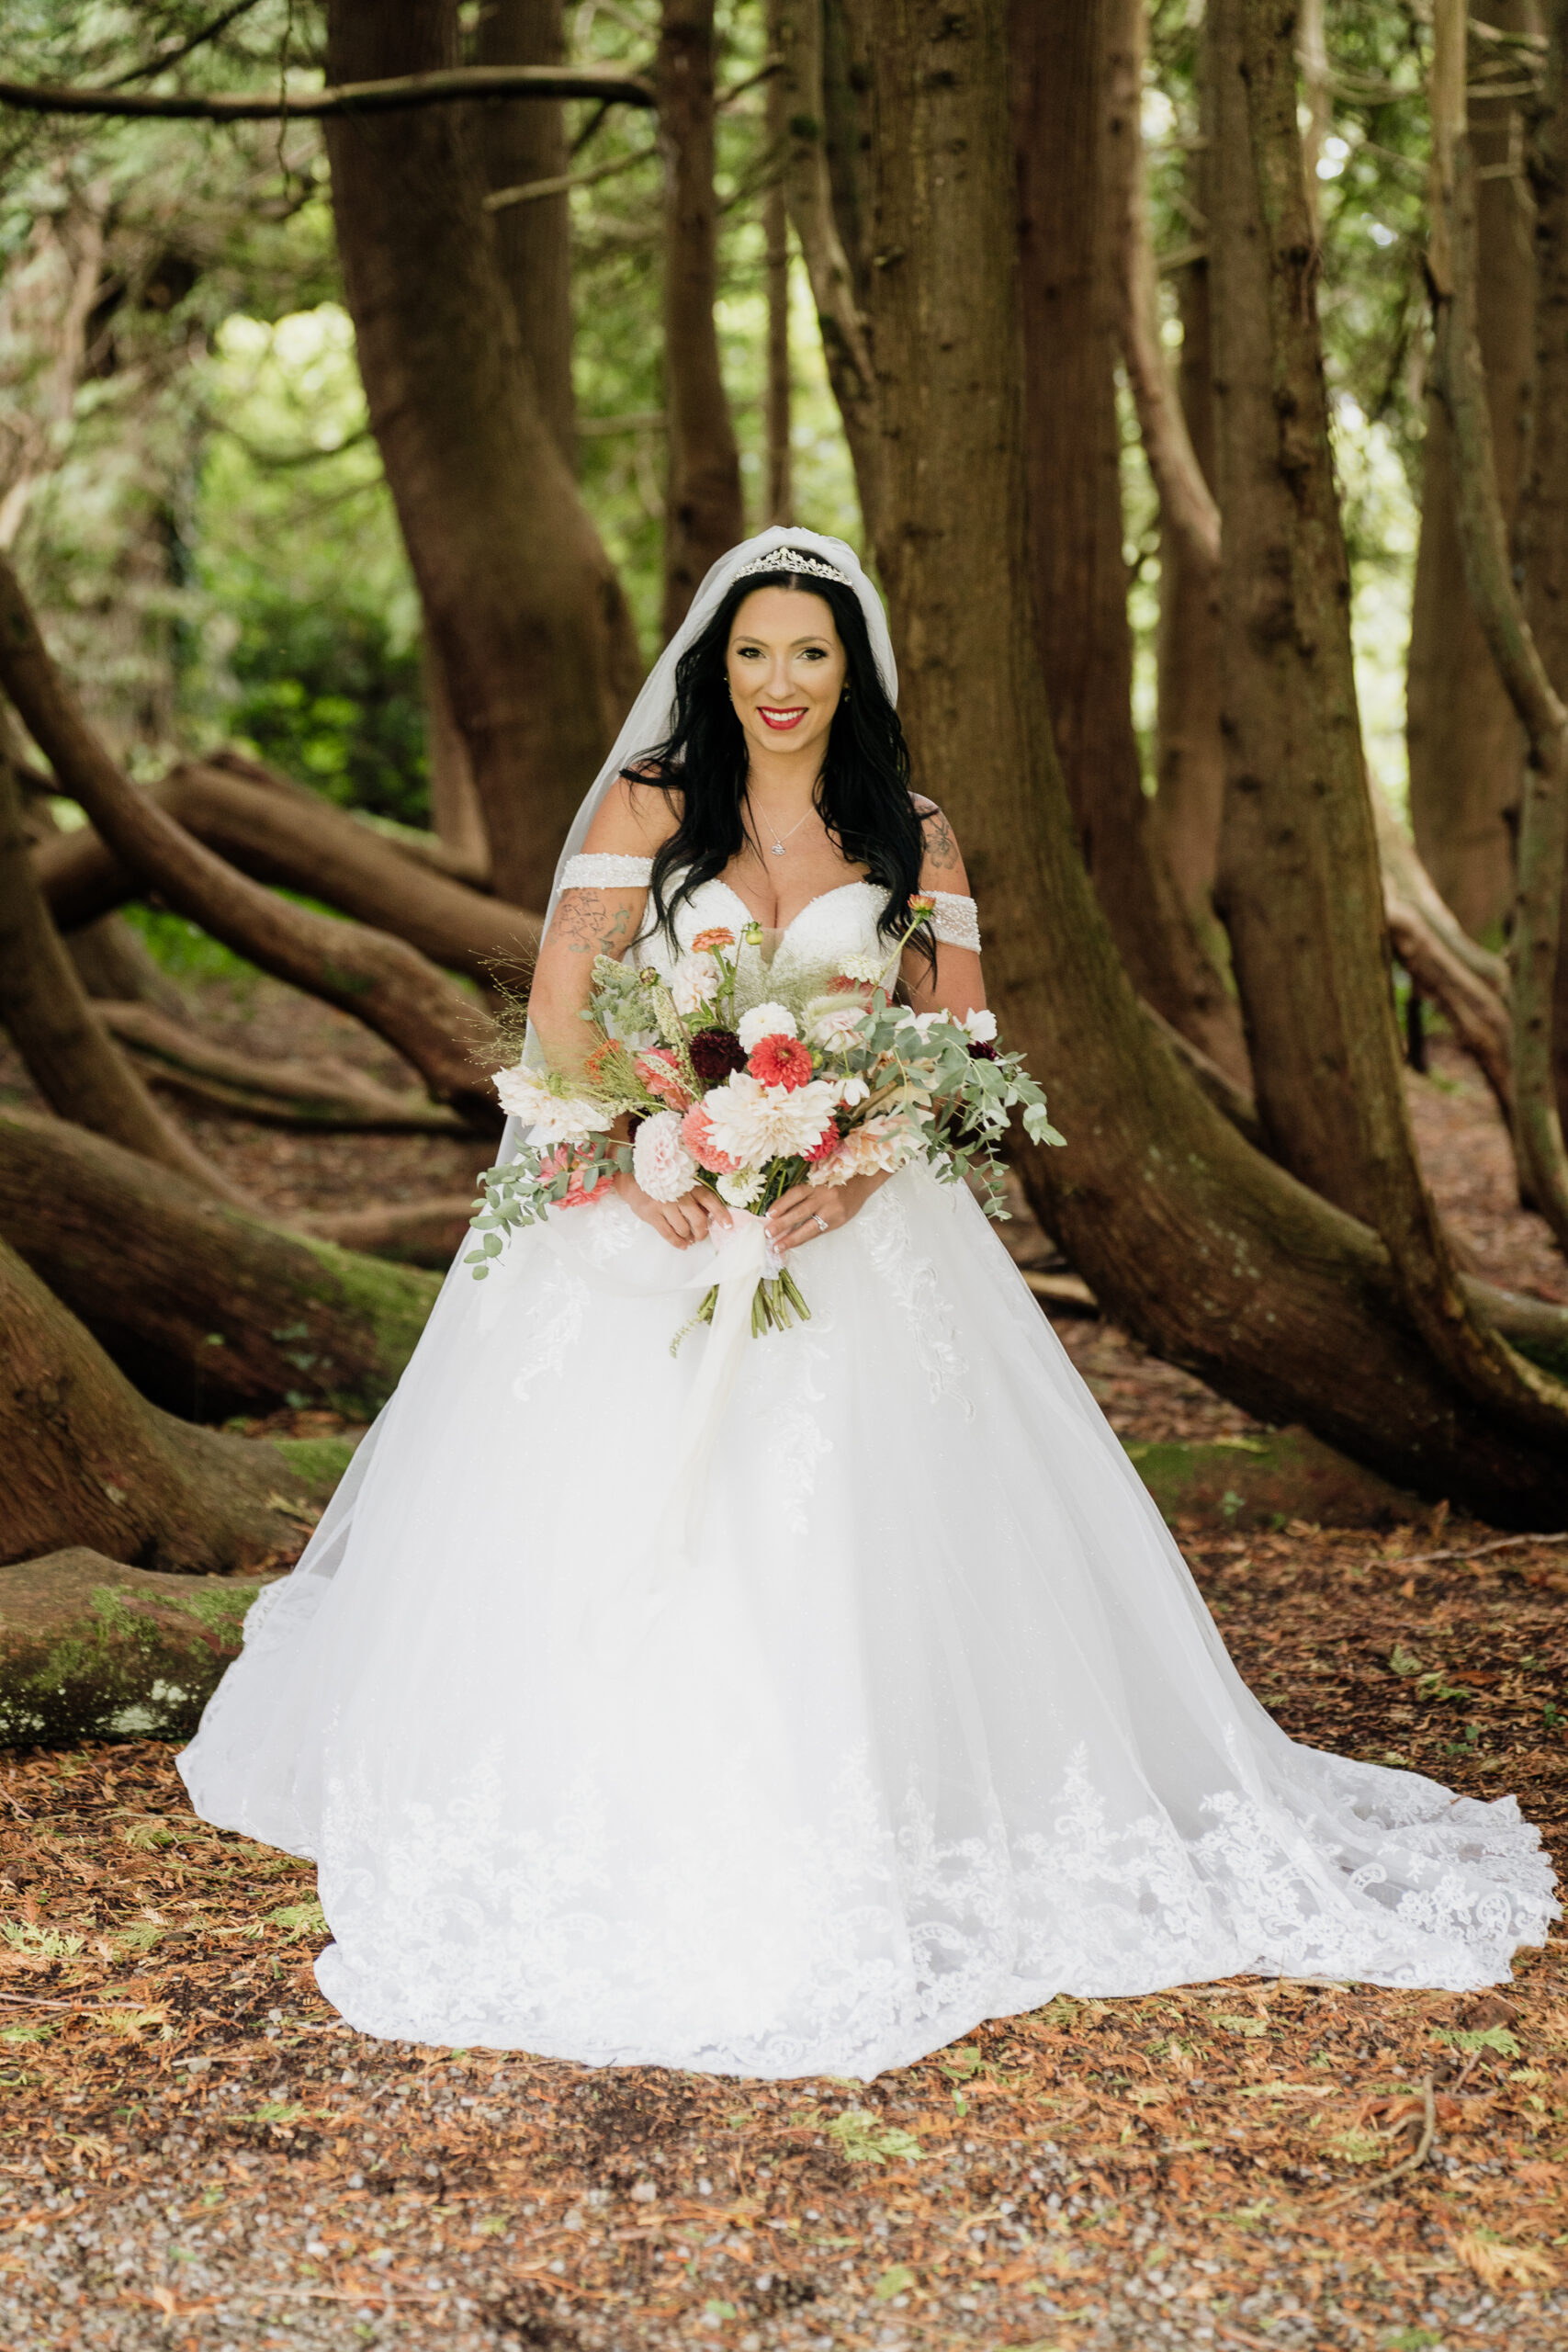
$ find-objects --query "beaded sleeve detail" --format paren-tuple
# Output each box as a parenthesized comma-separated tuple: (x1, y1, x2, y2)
(558, 854, 654, 891)
(930, 891, 981, 952)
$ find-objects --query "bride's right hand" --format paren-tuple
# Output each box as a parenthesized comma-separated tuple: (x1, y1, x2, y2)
(611, 1169, 729, 1250)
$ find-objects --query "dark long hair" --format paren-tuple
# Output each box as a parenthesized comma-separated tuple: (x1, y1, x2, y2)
(626, 559, 928, 961)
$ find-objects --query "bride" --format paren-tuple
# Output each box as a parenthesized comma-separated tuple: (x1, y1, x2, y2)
(180, 527, 1557, 2081)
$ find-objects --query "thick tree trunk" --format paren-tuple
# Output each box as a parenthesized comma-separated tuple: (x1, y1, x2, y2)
(1011, 0, 1247, 1084)
(476, 0, 578, 469)
(1430, 0, 1568, 1250)
(0, 557, 497, 1120)
(776, 0, 881, 549)
(834, 0, 1568, 1521)
(34, 760, 540, 987)
(1408, 0, 1540, 942)
(659, 0, 746, 634)
(0, 741, 242, 1200)
(0, 1235, 333, 1573)
(324, 0, 642, 911)
(0, 1106, 440, 1421)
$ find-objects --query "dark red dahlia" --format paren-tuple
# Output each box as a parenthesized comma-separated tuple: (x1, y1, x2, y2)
(968, 1038, 999, 1061)
(688, 1026, 748, 1083)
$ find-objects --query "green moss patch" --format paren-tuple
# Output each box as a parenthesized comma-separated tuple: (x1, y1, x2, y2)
(269, 1432, 360, 1497)
(1124, 1427, 1416, 1532)
(0, 1551, 280, 1747)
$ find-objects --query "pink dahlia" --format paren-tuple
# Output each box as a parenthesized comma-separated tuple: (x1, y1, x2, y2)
(805, 1125, 844, 1166)
(690, 925, 737, 953)
(680, 1102, 742, 1175)
(748, 1034, 816, 1091)
(635, 1047, 694, 1113)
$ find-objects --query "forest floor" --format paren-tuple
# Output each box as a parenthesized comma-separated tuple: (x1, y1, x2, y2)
(3, 982, 1568, 2349)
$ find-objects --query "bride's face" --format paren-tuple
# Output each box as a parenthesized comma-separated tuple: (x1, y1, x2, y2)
(726, 588, 848, 765)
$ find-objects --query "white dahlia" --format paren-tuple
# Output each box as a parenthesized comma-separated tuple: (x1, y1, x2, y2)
(670, 950, 722, 1016)
(493, 1063, 611, 1146)
(633, 1109, 699, 1202)
(838, 951, 890, 985)
(963, 1007, 998, 1043)
(737, 1001, 797, 1050)
(716, 1168, 765, 1208)
(700, 1071, 838, 1165)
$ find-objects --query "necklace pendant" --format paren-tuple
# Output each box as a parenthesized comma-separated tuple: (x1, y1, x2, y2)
(770, 842, 785, 855)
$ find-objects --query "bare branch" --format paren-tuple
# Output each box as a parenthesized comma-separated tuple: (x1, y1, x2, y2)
(0, 63, 656, 123)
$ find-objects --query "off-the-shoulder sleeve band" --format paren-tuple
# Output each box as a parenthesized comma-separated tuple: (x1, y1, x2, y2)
(931, 890, 981, 952)
(558, 853, 654, 890)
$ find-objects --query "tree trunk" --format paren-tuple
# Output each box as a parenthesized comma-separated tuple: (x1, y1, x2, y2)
(1430, 0, 1568, 1251)
(1011, 0, 1247, 1084)
(1150, 58, 1228, 927)
(0, 1234, 334, 1573)
(1407, 0, 1540, 942)
(0, 1105, 440, 1422)
(776, 0, 881, 549)
(0, 739, 242, 1200)
(323, 0, 643, 911)
(34, 759, 541, 987)
(659, 0, 746, 634)
(476, 0, 578, 469)
(1525, 0, 1568, 1170)
(0, 557, 498, 1121)
(834, 0, 1568, 1522)
(764, 0, 794, 527)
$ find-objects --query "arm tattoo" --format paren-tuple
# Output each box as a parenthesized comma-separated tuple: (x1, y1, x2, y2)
(552, 888, 637, 957)
(921, 808, 960, 872)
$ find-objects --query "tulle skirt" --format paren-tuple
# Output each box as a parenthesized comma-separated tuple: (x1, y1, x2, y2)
(178, 1167, 1557, 2079)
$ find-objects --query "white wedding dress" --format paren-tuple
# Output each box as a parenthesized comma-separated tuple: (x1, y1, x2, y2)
(179, 871, 1558, 2081)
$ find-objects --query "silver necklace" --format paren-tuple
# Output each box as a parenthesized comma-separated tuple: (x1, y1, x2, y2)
(753, 803, 814, 857)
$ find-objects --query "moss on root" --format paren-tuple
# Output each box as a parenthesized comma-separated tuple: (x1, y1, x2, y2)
(1125, 1426, 1416, 1532)
(0, 1553, 279, 1747)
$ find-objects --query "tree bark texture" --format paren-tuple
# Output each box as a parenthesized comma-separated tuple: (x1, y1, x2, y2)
(1011, 0, 1247, 1084)
(833, 0, 1568, 1521)
(0, 1235, 333, 1573)
(0, 1107, 440, 1422)
(659, 0, 746, 634)
(0, 742, 242, 1200)
(421, 634, 490, 874)
(1430, 0, 1568, 1251)
(33, 760, 540, 987)
(1408, 0, 1540, 942)
(476, 0, 578, 468)
(324, 0, 643, 910)
(0, 557, 498, 1120)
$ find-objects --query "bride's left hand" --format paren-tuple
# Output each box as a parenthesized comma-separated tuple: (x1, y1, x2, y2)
(765, 1170, 890, 1254)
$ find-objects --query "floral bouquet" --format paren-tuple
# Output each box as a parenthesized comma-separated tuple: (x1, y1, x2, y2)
(467, 897, 1064, 1346)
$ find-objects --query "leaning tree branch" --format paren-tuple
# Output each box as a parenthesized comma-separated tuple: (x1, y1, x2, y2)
(33, 757, 541, 985)
(0, 63, 656, 122)
(0, 556, 498, 1121)
(0, 741, 245, 1203)
(1110, 0, 1222, 579)
(1428, 0, 1568, 1249)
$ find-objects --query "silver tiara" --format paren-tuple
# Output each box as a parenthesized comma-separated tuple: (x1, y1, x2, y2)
(730, 547, 846, 587)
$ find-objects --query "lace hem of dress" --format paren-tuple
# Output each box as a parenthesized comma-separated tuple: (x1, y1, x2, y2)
(930, 890, 981, 952)
(301, 1737, 1558, 2080)
(558, 853, 654, 889)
